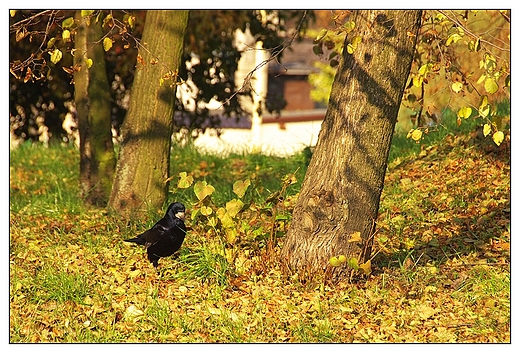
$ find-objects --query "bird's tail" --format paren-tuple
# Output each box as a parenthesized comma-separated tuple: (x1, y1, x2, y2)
(124, 237, 145, 245)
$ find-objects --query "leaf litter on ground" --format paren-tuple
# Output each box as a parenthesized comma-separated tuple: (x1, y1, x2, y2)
(9, 132, 510, 342)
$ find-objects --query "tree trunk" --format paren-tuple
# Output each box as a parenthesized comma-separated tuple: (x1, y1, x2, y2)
(280, 10, 422, 283)
(108, 10, 189, 217)
(73, 11, 116, 206)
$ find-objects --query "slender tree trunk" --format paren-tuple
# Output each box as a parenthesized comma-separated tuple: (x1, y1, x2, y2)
(108, 10, 189, 217)
(280, 10, 422, 283)
(74, 11, 116, 206)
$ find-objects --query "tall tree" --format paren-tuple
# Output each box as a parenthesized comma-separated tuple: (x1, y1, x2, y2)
(108, 10, 189, 216)
(73, 11, 116, 206)
(280, 10, 422, 283)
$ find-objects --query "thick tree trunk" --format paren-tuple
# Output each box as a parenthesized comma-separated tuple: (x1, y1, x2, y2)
(281, 10, 422, 282)
(74, 11, 116, 206)
(108, 10, 189, 217)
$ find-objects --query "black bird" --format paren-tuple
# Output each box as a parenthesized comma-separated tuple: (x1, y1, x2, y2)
(124, 202, 187, 267)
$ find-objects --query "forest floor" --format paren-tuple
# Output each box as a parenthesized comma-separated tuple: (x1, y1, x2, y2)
(9, 128, 510, 343)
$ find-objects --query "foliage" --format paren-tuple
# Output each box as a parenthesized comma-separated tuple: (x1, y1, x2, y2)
(10, 124, 509, 342)
(308, 10, 510, 147)
(9, 10, 313, 143)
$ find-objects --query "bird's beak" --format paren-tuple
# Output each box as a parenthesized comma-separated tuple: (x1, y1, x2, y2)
(176, 211, 186, 221)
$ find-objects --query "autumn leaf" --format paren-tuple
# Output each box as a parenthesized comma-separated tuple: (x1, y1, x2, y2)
(50, 49, 63, 64)
(226, 199, 244, 218)
(451, 82, 463, 93)
(200, 205, 213, 216)
(483, 123, 492, 137)
(457, 106, 472, 119)
(62, 30, 71, 41)
(359, 260, 372, 275)
(329, 256, 342, 267)
(411, 129, 423, 141)
(85, 58, 93, 69)
(177, 172, 194, 189)
(348, 231, 362, 242)
(492, 131, 504, 146)
(103, 37, 113, 52)
(484, 77, 499, 94)
(194, 181, 215, 201)
(233, 179, 251, 198)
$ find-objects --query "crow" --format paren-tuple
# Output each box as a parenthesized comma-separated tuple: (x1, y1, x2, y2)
(124, 202, 187, 267)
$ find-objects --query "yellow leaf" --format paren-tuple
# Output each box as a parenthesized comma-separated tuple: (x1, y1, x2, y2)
(492, 131, 504, 146)
(451, 82, 463, 93)
(226, 199, 244, 218)
(411, 129, 423, 141)
(226, 228, 238, 244)
(103, 37, 113, 52)
(359, 260, 371, 275)
(200, 205, 213, 216)
(457, 106, 472, 119)
(85, 58, 93, 69)
(315, 29, 328, 42)
(10, 10, 17, 17)
(484, 78, 499, 94)
(193, 181, 215, 201)
(338, 255, 347, 263)
(62, 29, 71, 41)
(233, 179, 251, 198)
(412, 75, 423, 88)
(348, 231, 362, 242)
(177, 172, 194, 189)
(49, 49, 63, 64)
(483, 124, 492, 137)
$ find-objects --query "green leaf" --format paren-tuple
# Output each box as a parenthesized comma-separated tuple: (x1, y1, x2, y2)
(103, 37, 113, 52)
(62, 17, 75, 29)
(81, 10, 95, 18)
(484, 78, 499, 94)
(49, 49, 63, 64)
(233, 179, 251, 198)
(177, 172, 194, 189)
(329, 256, 342, 267)
(312, 43, 324, 56)
(457, 106, 472, 119)
(194, 181, 215, 201)
(347, 257, 359, 270)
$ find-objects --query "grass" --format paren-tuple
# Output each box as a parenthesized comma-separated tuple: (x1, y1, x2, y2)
(9, 111, 510, 342)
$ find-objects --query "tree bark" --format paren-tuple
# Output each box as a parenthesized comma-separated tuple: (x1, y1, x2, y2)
(73, 11, 116, 206)
(280, 10, 422, 282)
(108, 10, 189, 217)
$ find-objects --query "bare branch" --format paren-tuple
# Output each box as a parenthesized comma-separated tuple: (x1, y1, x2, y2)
(220, 10, 309, 108)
